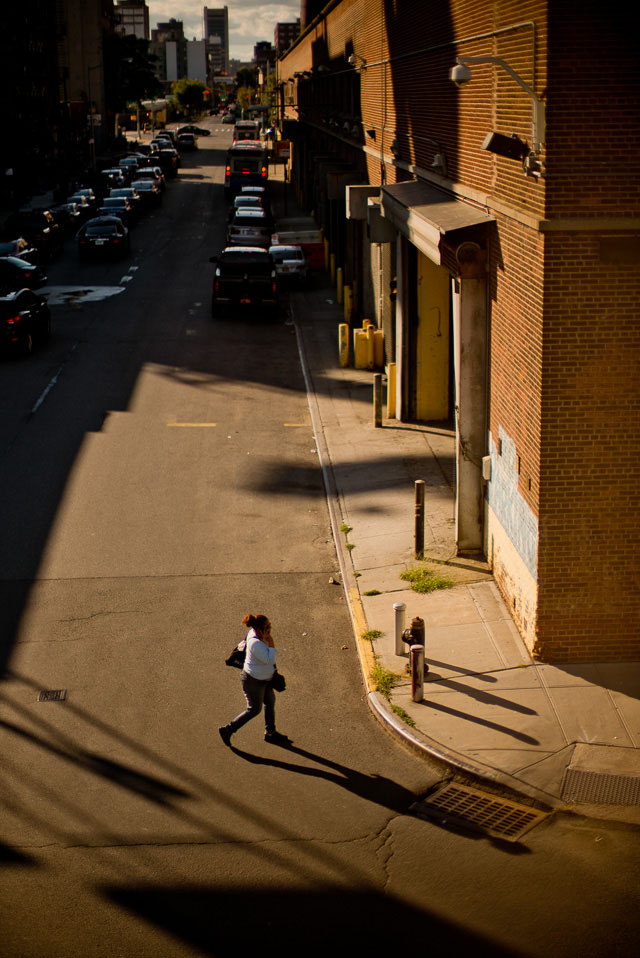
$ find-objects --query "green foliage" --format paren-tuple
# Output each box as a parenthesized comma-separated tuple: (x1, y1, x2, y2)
(362, 629, 382, 641)
(236, 67, 258, 89)
(172, 78, 207, 115)
(371, 663, 400, 700)
(391, 705, 416, 727)
(363, 589, 381, 596)
(400, 565, 454, 593)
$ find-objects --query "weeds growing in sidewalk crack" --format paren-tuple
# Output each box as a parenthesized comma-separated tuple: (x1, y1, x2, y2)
(400, 564, 454, 593)
(391, 705, 416, 727)
(371, 661, 401, 700)
(362, 629, 382, 641)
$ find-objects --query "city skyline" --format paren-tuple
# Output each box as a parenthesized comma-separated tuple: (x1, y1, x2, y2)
(147, 0, 300, 61)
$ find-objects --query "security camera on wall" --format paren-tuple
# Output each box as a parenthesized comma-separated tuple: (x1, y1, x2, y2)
(449, 63, 472, 85)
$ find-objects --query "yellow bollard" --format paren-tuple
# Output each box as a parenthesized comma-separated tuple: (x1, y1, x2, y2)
(365, 325, 375, 370)
(387, 362, 397, 418)
(344, 285, 352, 323)
(353, 329, 368, 369)
(336, 267, 343, 305)
(338, 323, 350, 367)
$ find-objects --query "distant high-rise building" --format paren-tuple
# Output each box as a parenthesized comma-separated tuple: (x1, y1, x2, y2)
(115, 0, 149, 40)
(204, 6, 229, 74)
(274, 19, 300, 55)
(151, 20, 187, 86)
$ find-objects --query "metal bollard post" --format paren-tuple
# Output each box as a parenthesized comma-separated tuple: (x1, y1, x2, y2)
(414, 479, 425, 559)
(410, 644, 424, 702)
(373, 373, 382, 428)
(393, 602, 406, 655)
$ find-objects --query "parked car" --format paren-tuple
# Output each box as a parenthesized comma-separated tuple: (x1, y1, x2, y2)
(0, 255, 47, 293)
(269, 245, 309, 285)
(66, 193, 94, 222)
(227, 209, 271, 248)
(0, 237, 39, 264)
(50, 201, 83, 236)
(73, 187, 98, 212)
(76, 216, 130, 260)
(99, 168, 127, 190)
(228, 194, 264, 220)
(178, 124, 210, 136)
(157, 148, 180, 177)
(2, 210, 63, 261)
(109, 187, 142, 214)
(130, 179, 162, 207)
(132, 166, 166, 191)
(176, 132, 197, 151)
(0, 288, 51, 356)
(222, 113, 235, 124)
(210, 246, 278, 320)
(97, 196, 136, 225)
(117, 157, 141, 182)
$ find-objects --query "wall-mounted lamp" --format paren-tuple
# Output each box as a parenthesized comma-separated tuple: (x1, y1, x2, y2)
(449, 55, 545, 153)
(431, 152, 448, 176)
(481, 131, 529, 161)
(347, 53, 367, 69)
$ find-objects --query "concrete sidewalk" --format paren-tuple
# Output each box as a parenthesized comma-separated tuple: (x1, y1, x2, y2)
(289, 276, 640, 826)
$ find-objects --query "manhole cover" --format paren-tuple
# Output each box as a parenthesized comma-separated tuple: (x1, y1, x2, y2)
(412, 782, 548, 842)
(38, 689, 67, 703)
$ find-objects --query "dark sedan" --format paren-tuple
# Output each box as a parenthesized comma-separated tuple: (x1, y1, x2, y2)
(0, 256, 47, 293)
(130, 179, 162, 207)
(76, 216, 130, 260)
(177, 124, 210, 136)
(98, 196, 136, 225)
(0, 288, 51, 356)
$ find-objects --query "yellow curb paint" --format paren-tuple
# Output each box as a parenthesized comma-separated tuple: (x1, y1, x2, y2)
(349, 585, 377, 693)
(167, 423, 217, 427)
(283, 423, 306, 427)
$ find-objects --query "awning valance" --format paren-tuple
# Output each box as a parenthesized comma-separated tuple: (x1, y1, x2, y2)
(381, 180, 494, 264)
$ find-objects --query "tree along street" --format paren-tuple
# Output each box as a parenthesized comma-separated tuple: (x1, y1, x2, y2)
(0, 122, 638, 956)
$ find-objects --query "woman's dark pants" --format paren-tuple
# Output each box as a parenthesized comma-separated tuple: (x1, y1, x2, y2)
(229, 672, 276, 735)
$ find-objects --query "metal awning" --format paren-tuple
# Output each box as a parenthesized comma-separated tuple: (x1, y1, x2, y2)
(381, 180, 494, 265)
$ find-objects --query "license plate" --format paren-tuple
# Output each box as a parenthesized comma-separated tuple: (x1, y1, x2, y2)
(240, 297, 252, 304)
(94, 239, 106, 245)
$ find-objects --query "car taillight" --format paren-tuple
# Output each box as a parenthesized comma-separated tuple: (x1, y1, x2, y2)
(272, 280, 277, 295)
(5, 314, 21, 325)
(214, 279, 220, 293)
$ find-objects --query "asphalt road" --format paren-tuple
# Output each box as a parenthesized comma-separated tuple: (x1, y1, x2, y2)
(0, 120, 638, 957)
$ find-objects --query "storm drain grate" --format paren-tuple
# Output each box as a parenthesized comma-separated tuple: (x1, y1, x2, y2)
(37, 689, 67, 703)
(562, 769, 640, 806)
(412, 782, 548, 842)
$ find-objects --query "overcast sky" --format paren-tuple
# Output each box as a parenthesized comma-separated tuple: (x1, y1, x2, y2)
(146, 1, 301, 61)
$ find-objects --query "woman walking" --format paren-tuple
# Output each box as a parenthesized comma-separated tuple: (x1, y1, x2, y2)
(219, 614, 289, 746)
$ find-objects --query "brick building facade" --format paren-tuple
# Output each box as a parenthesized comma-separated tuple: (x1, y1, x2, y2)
(278, 0, 640, 662)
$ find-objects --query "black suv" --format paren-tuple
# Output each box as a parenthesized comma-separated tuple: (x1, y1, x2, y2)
(210, 247, 279, 320)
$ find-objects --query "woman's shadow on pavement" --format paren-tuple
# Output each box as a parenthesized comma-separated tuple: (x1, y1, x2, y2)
(229, 739, 419, 815)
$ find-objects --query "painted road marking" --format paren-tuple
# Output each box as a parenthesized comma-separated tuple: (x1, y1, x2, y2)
(167, 422, 217, 427)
